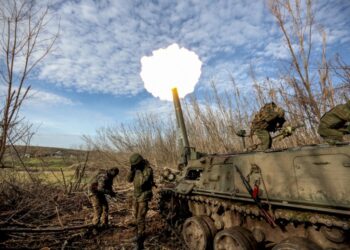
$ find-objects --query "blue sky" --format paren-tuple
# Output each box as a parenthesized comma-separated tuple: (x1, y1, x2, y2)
(16, 0, 350, 148)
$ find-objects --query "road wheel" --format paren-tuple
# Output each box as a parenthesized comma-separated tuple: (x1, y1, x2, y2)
(201, 215, 217, 239)
(272, 237, 322, 250)
(320, 226, 345, 243)
(182, 216, 212, 250)
(214, 226, 258, 250)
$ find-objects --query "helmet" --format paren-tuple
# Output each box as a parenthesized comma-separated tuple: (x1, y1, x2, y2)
(129, 153, 144, 166)
(107, 167, 119, 176)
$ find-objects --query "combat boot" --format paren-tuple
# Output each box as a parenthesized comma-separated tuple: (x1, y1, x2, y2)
(133, 235, 144, 250)
(99, 224, 111, 231)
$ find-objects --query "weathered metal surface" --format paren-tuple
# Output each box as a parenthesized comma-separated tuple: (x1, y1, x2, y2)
(167, 192, 350, 249)
(178, 143, 350, 209)
(159, 143, 350, 249)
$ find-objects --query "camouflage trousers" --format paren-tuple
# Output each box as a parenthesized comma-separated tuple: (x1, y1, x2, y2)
(255, 129, 272, 150)
(133, 200, 149, 237)
(318, 124, 345, 143)
(90, 193, 109, 226)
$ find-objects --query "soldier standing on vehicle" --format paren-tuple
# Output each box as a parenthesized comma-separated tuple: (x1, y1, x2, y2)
(89, 167, 119, 228)
(318, 100, 350, 143)
(251, 102, 286, 150)
(127, 153, 155, 250)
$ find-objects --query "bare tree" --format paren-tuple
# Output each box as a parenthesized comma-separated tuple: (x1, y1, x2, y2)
(268, 0, 336, 132)
(332, 55, 350, 101)
(0, 0, 58, 165)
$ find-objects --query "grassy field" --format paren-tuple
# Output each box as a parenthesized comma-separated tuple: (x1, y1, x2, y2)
(0, 145, 95, 188)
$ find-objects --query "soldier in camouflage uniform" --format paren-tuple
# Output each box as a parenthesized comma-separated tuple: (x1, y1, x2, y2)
(251, 102, 286, 150)
(127, 153, 155, 250)
(89, 167, 119, 227)
(318, 100, 350, 143)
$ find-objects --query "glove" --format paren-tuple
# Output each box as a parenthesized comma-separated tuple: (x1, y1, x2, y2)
(282, 126, 293, 137)
(236, 130, 246, 137)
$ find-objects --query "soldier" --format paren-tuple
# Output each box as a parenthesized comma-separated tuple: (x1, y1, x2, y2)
(318, 100, 350, 143)
(127, 153, 155, 250)
(251, 102, 286, 150)
(89, 167, 119, 228)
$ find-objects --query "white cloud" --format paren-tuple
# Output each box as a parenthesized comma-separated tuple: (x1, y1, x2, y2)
(35, 0, 349, 98)
(0, 85, 75, 107)
(260, 41, 290, 60)
(38, 0, 269, 96)
(26, 89, 75, 106)
(315, 1, 350, 44)
(126, 97, 173, 119)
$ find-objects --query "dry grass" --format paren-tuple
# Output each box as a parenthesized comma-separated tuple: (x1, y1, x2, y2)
(84, 74, 349, 170)
(0, 171, 184, 249)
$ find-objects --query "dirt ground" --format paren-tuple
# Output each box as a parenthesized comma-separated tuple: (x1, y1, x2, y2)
(0, 185, 185, 250)
(74, 196, 185, 250)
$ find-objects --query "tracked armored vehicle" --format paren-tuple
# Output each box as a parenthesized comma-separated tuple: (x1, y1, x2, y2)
(159, 88, 350, 250)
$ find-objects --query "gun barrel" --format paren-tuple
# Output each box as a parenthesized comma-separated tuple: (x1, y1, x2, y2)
(172, 88, 190, 149)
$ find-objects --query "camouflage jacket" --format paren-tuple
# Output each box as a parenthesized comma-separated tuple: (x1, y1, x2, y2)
(89, 171, 115, 196)
(127, 161, 154, 202)
(251, 103, 286, 132)
(320, 103, 350, 128)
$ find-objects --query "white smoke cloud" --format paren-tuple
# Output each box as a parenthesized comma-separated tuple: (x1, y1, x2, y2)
(140, 43, 202, 101)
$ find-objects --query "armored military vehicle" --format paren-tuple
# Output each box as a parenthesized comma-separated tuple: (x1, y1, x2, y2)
(159, 88, 350, 250)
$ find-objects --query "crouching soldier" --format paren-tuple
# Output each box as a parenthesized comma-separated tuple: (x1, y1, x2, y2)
(89, 167, 119, 228)
(251, 102, 286, 150)
(127, 153, 155, 250)
(318, 100, 350, 144)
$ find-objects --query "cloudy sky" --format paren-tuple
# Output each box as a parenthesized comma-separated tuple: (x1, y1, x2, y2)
(13, 0, 350, 148)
